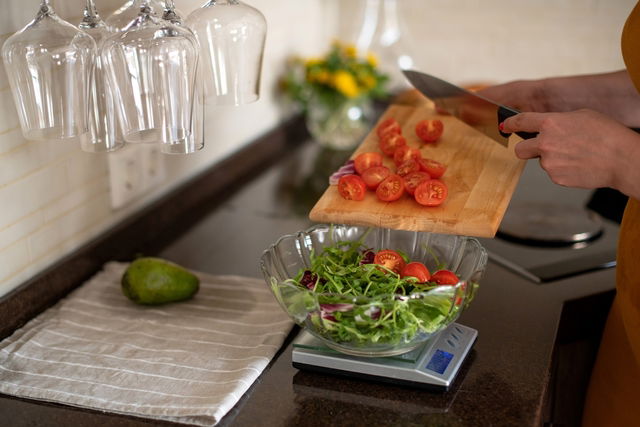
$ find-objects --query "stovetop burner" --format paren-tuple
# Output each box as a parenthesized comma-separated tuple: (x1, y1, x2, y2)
(480, 202, 618, 284)
(496, 202, 604, 248)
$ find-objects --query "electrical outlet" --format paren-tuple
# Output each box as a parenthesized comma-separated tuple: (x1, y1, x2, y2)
(108, 144, 145, 210)
(108, 143, 167, 210)
(140, 143, 166, 192)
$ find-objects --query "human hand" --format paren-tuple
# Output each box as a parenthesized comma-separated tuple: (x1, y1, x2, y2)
(502, 109, 640, 196)
(476, 79, 551, 113)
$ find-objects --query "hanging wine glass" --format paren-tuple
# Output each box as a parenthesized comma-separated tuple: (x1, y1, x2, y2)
(162, 0, 184, 25)
(106, 0, 166, 31)
(102, 0, 202, 153)
(1, 0, 96, 141)
(78, 0, 124, 152)
(186, 0, 267, 106)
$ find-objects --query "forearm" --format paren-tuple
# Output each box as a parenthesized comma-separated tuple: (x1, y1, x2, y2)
(541, 70, 640, 126)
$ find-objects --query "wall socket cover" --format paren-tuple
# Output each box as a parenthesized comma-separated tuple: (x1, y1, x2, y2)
(108, 144, 166, 210)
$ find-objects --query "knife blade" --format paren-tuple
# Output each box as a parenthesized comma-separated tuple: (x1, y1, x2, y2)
(402, 69, 538, 147)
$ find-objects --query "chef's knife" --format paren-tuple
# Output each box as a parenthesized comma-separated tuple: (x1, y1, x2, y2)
(402, 69, 538, 147)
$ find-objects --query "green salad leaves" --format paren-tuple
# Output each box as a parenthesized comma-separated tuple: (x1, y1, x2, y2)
(275, 236, 473, 349)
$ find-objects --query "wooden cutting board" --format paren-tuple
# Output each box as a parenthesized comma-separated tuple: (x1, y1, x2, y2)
(308, 92, 526, 238)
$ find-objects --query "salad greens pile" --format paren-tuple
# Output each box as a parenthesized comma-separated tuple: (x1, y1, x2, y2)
(275, 236, 472, 349)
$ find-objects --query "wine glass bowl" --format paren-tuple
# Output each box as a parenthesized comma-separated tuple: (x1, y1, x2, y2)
(101, 3, 201, 150)
(186, 0, 267, 106)
(2, 1, 96, 141)
(78, 0, 124, 152)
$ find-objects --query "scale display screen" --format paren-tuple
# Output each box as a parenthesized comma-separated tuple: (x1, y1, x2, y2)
(426, 349, 454, 374)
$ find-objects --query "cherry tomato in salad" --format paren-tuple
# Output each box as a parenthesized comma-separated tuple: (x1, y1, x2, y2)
(414, 179, 448, 207)
(361, 165, 391, 190)
(337, 174, 367, 201)
(401, 262, 431, 283)
(374, 249, 406, 274)
(379, 133, 407, 157)
(417, 158, 447, 179)
(376, 117, 402, 139)
(396, 159, 420, 177)
(354, 152, 383, 175)
(402, 171, 431, 195)
(376, 174, 404, 202)
(415, 119, 444, 143)
(430, 269, 460, 285)
(393, 145, 421, 166)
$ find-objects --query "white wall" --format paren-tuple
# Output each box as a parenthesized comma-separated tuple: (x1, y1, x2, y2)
(337, 0, 635, 87)
(0, 0, 635, 298)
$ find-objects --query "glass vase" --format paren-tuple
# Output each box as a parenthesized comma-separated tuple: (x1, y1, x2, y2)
(305, 95, 373, 151)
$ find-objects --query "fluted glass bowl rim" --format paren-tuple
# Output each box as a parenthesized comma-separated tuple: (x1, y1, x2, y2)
(260, 224, 488, 357)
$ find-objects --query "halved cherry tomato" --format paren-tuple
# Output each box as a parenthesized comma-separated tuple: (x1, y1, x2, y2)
(414, 179, 448, 207)
(361, 165, 391, 190)
(401, 262, 431, 283)
(376, 174, 405, 202)
(396, 159, 420, 177)
(379, 133, 407, 157)
(416, 119, 444, 143)
(374, 249, 406, 274)
(417, 158, 447, 179)
(354, 152, 383, 175)
(430, 269, 460, 285)
(393, 145, 421, 166)
(337, 174, 367, 201)
(376, 117, 402, 139)
(402, 171, 431, 195)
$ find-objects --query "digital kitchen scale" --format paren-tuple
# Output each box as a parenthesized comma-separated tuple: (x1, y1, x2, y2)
(292, 323, 477, 391)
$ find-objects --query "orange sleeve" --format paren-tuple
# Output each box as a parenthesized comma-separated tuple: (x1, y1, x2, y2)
(582, 2, 640, 425)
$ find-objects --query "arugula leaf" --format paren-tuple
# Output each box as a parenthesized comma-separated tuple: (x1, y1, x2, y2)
(279, 238, 466, 348)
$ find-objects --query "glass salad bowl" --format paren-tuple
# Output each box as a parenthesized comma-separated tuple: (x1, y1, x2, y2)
(260, 224, 488, 357)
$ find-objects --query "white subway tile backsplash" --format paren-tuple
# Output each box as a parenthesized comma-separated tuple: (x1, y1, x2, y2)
(0, 239, 30, 283)
(0, 211, 43, 252)
(0, 126, 24, 156)
(0, 162, 68, 228)
(28, 191, 112, 262)
(43, 178, 110, 223)
(0, 140, 78, 188)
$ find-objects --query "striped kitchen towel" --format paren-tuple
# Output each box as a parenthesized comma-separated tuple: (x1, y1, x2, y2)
(0, 262, 294, 426)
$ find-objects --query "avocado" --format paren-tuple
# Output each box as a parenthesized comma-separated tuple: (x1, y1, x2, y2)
(121, 257, 199, 305)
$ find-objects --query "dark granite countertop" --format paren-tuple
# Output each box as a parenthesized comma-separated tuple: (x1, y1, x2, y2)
(0, 128, 618, 426)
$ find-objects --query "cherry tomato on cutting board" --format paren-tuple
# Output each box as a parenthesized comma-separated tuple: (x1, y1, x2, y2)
(361, 165, 391, 190)
(354, 152, 383, 175)
(376, 117, 402, 139)
(396, 159, 421, 177)
(417, 158, 447, 179)
(376, 174, 405, 202)
(401, 262, 431, 283)
(393, 146, 421, 166)
(402, 171, 431, 195)
(416, 119, 444, 143)
(337, 174, 367, 201)
(414, 179, 448, 207)
(374, 249, 406, 275)
(379, 133, 406, 157)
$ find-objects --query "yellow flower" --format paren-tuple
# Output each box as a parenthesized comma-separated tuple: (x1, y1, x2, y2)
(344, 44, 357, 58)
(360, 74, 377, 90)
(314, 70, 331, 84)
(366, 53, 378, 68)
(305, 58, 323, 68)
(332, 70, 360, 98)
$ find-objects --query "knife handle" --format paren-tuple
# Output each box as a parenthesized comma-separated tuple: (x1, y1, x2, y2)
(497, 105, 538, 140)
